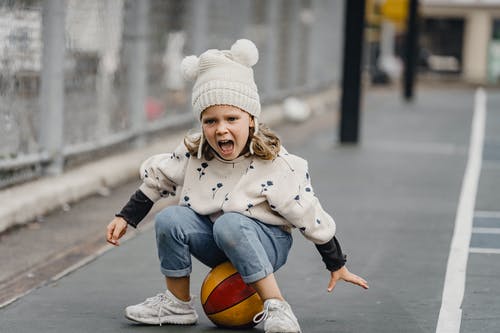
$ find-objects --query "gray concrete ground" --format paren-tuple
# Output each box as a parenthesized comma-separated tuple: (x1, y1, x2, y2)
(1, 86, 499, 332)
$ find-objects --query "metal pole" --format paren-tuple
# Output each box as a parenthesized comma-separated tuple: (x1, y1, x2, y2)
(189, 0, 208, 55)
(403, 0, 419, 101)
(97, 0, 124, 137)
(306, 0, 320, 90)
(39, 0, 65, 175)
(286, 0, 301, 90)
(339, 0, 366, 144)
(125, 0, 149, 147)
(263, 0, 280, 98)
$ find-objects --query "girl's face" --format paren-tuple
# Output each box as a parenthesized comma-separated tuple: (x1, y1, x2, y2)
(201, 105, 254, 161)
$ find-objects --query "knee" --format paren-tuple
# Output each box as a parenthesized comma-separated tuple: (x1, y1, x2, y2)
(213, 213, 246, 248)
(155, 206, 189, 236)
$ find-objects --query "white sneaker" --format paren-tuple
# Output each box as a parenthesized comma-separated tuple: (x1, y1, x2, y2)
(253, 299, 301, 333)
(124, 290, 198, 325)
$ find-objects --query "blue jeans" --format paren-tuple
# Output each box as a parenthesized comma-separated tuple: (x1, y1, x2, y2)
(154, 206, 293, 284)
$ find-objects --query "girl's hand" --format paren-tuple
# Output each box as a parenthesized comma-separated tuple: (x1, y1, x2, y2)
(327, 266, 369, 292)
(106, 217, 128, 246)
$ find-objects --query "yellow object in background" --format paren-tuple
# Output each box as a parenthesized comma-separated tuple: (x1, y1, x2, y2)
(381, 0, 409, 22)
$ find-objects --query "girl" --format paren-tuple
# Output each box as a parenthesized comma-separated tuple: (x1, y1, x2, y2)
(106, 39, 368, 332)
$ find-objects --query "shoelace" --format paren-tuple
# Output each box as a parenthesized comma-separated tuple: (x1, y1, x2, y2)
(253, 300, 298, 329)
(253, 301, 271, 324)
(142, 293, 172, 326)
(143, 292, 196, 326)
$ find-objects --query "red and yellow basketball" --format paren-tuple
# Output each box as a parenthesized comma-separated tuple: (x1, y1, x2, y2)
(201, 261, 263, 328)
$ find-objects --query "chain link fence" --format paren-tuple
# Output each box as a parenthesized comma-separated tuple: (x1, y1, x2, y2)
(0, 0, 344, 189)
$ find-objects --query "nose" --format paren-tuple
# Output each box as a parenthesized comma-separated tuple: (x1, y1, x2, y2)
(215, 121, 228, 134)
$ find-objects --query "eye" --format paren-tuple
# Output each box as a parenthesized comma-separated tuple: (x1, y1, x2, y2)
(203, 118, 216, 125)
(227, 116, 239, 122)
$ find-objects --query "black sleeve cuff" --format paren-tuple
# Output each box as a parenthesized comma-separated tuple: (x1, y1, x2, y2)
(116, 190, 154, 228)
(315, 236, 347, 271)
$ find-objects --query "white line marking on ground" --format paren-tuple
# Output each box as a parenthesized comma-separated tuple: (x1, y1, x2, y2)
(469, 247, 500, 254)
(472, 227, 500, 234)
(436, 88, 486, 333)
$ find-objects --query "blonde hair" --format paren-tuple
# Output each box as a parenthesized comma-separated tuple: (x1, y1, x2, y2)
(184, 123, 281, 161)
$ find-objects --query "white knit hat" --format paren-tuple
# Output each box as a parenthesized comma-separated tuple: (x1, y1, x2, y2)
(181, 39, 261, 158)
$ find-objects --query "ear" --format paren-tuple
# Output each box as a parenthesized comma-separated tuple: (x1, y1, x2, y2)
(249, 116, 255, 128)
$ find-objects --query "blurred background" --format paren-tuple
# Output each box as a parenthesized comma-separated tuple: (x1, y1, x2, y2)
(0, 0, 345, 189)
(0, 0, 499, 188)
(1, 2, 500, 329)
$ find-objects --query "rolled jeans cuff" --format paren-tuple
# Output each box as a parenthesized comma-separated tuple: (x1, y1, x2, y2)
(241, 264, 274, 284)
(160, 266, 192, 278)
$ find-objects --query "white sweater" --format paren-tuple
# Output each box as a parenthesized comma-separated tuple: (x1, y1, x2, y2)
(139, 142, 336, 245)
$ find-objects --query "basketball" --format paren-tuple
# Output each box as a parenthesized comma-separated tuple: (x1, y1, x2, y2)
(201, 261, 263, 328)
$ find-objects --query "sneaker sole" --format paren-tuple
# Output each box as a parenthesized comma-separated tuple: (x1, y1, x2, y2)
(265, 323, 301, 333)
(124, 312, 198, 325)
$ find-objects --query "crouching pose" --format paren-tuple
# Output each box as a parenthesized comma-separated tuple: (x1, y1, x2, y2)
(106, 39, 368, 333)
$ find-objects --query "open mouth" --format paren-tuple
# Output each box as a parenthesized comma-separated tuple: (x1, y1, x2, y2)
(218, 139, 234, 155)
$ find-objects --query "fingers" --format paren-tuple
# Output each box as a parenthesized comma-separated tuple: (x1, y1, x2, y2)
(112, 224, 125, 246)
(106, 219, 127, 246)
(345, 273, 369, 290)
(357, 276, 369, 289)
(327, 267, 369, 293)
(350, 275, 369, 289)
(106, 224, 117, 246)
(327, 279, 337, 292)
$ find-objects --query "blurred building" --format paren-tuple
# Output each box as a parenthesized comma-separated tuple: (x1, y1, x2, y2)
(366, 0, 500, 85)
(420, 0, 500, 84)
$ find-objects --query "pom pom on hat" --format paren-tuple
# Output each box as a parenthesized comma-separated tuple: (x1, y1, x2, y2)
(230, 39, 259, 67)
(181, 55, 200, 81)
